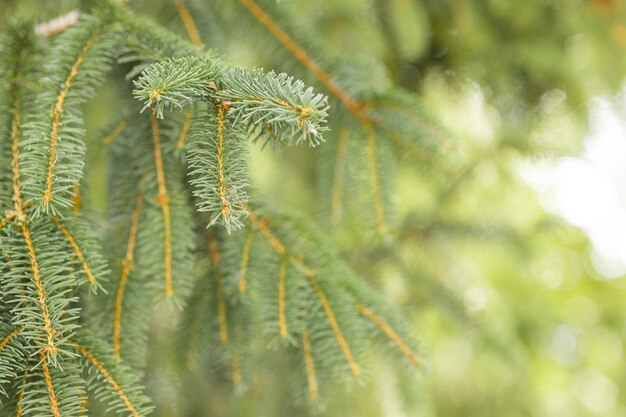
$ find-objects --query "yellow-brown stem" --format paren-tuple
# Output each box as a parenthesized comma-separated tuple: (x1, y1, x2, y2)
(238, 229, 256, 293)
(72, 342, 141, 417)
(278, 257, 288, 336)
(102, 120, 128, 145)
(113, 190, 143, 359)
(71, 184, 81, 212)
(11, 97, 24, 216)
(41, 353, 60, 417)
(216, 106, 230, 220)
(302, 330, 318, 402)
(246, 208, 285, 254)
(150, 115, 173, 297)
(0, 328, 20, 351)
(16, 370, 28, 417)
(22, 225, 57, 356)
(173, 0, 203, 46)
(176, 111, 193, 149)
(52, 218, 97, 287)
(356, 303, 421, 365)
(247, 207, 360, 374)
(208, 236, 229, 344)
(43, 35, 96, 204)
(238, 0, 363, 114)
(310, 275, 360, 375)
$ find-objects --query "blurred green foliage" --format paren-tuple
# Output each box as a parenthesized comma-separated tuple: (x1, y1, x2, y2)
(3, 0, 626, 416)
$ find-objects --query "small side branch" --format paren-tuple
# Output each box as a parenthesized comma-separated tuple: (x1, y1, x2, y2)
(310, 274, 360, 375)
(43, 34, 96, 205)
(356, 304, 421, 365)
(72, 342, 141, 417)
(208, 236, 229, 345)
(216, 105, 230, 221)
(173, 1, 202, 46)
(238, 229, 256, 293)
(246, 209, 285, 254)
(113, 189, 144, 359)
(102, 120, 128, 145)
(150, 115, 173, 297)
(21, 224, 57, 356)
(52, 218, 97, 287)
(0, 329, 20, 351)
(176, 111, 193, 149)
(302, 330, 318, 402)
(238, 0, 363, 114)
(40, 353, 61, 417)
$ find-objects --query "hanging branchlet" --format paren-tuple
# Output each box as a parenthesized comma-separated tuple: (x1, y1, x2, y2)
(21, 15, 121, 215)
(71, 331, 153, 417)
(187, 103, 249, 232)
(0, 326, 25, 401)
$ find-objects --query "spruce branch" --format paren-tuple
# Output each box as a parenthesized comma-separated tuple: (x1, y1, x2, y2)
(71, 332, 153, 417)
(133, 56, 217, 118)
(216, 67, 329, 146)
(187, 104, 249, 232)
(21, 15, 121, 215)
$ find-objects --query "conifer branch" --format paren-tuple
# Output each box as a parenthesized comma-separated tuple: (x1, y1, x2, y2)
(309, 274, 361, 375)
(247, 209, 285, 254)
(72, 342, 141, 417)
(246, 208, 361, 374)
(16, 370, 28, 417)
(0, 327, 24, 401)
(113, 190, 143, 359)
(301, 330, 318, 402)
(356, 304, 422, 366)
(0, 329, 20, 351)
(71, 184, 81, 212)
(238, 229, 256, 293)
(238, 0, 363, 114)
(216, 68, 329, 146)
(10, 95, 24, 220)
(40, 353, 61, 417)
(176, 111, 193, 150)
(208, 236, 229, 345)
(51, 218, 98, 288)
(150, 115, 174, 297)
(42, 33, 97, 207)
(134, 57, 217, 118)
(173, 0, 203, 47)
(187, 105, 249, 232)
(103, 120, 129, 145)
(216, 106, 231, 222)
(21, 224, 58, 358)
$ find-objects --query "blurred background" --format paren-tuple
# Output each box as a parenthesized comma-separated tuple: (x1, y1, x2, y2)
(4, 0, 626, 416)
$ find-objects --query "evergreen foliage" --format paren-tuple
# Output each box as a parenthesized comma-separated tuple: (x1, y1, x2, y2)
(0, 1, 424, 415)
(2, 1, 621, 416)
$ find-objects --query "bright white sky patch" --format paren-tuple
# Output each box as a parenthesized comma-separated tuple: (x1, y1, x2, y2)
(522, 97, 626, 278)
